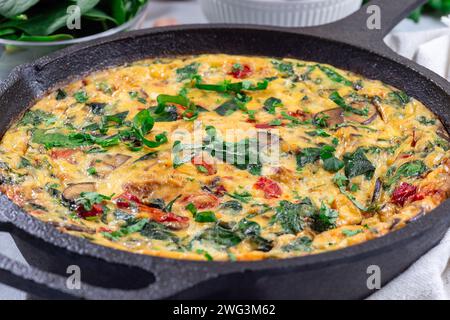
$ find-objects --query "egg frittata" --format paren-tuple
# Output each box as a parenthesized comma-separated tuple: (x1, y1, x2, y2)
(0, 54, 449, 261)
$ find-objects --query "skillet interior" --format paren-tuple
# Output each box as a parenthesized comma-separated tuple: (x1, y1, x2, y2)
(0, 24, 450, 299)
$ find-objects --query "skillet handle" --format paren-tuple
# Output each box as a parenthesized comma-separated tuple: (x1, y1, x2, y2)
(303, 0, 428, 47)
(0, 206, 214, 299)
(0, 247, 213, 299)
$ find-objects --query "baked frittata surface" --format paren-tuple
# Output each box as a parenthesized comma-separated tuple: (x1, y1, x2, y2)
(0, 54, 449, 261)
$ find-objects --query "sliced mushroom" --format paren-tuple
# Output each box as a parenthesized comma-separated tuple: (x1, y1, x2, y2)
(437, 125, 450, 142)
(62, 182, 96, 201)
(371, 96, 387, 122)
(315, 102, 379, 127)
(103, 154, 131, 168)
(408, 208, 425, 223)
(345, 103, 378, 125)
(163, 220, 190, 231)
(314, 108, 344, 127)
(49, 221, 96, 234)
(371, 178, 382, 204)
(91, 154, 131, 177)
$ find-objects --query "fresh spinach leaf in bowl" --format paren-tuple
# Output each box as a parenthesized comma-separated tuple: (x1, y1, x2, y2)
(0, 0, 148, 42)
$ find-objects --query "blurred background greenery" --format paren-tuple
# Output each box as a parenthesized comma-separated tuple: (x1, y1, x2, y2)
(0, 0, 148, 42)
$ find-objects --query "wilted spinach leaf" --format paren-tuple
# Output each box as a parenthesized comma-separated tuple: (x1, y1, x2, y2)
(311, 202, 339, 233)
(272, 199, 316, 235)
(343, 148, 375, 179)
(199, 224, 242, 248)
(281, 236, 313, 252)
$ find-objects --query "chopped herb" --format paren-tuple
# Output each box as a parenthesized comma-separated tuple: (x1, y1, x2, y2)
(97, 82, 113, 95)
(237, 218, 261, 237)
(19, 110, 56, 127)
(314, 114, 330, 128)
(45, 183, 61, 198)
(417, 116, 436, 126)
(87, 102, 107, 115)
(329, 91, 369, 116)
(387, 90, 411, 107)
(104, 219, 148, 241)
(75, 192, 112, 211)
(280, 111, 310, 126)
(296, 145, 339, 171)
(215, 99, 240, 116)
(220, 200, 243, 213)
(282, 236, 313, 252)
(195, 78, 269, 94)
(134, 151, 158, 163)
(32, 129, 120, 149)
(185, 203, 217, 223)
(149, 105, 178, 122)
(271, 60, 295, 78)
(384, 160, 428, 189)
(226, 191, 253, 204)
(199, 224, 242, 248)
(18, 157, 31, 169)
(269, 119, 283, 126)
(56, 89, 67, 100)
(140, 221, 177, 241)
(323, 156, 345, 173)
(272, 199, 315, 234)
(342, 229, 363, 237)
(128, 91, 147, 105)
(317, 65, 353, 86)
(196, 249, 213, 261)
(305, 128, 331, 137)
(176, 62, 200, 82)
(87, 167, 97, 175)
(435, 137, 450, 151)
(74, 91, 88, 103)
(263, 97, 283, 115)
(333, 173, 372, 212)
(156, 94, 198, 121)
(311, 202, 338, 232)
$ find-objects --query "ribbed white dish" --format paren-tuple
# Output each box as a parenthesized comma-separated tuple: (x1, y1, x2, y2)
(200, 0, 363, 27)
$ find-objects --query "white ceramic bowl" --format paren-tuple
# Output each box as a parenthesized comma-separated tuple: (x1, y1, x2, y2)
(200, 0, 363, 27)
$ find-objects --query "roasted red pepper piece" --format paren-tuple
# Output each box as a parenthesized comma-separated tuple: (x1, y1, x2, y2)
(391, 182, 417, 206)
(214, 185, 227, 197)
(115, 192, 142, 207)
(182, 193, 219, 209)
(50, 149, 78, 164)
(254, 177, 282, 199)
(138, 205, 189, 230)
(229, 64, 252, 79)
(254, 123, 275, 129)
(115, 192, 189, 229)
(77, 203, 104, 218)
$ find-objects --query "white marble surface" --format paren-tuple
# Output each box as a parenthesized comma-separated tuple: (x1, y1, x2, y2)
(0, 0, 445, 300)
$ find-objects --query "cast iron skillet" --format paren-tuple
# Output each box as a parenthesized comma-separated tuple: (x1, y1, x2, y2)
(0, 0, 449, 300)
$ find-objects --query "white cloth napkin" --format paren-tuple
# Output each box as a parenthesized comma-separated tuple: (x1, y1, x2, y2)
(368, 230, 450, 300)
(369, 17, 450, 300)
(385, 17, 450, 80)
